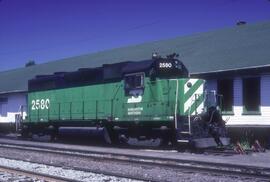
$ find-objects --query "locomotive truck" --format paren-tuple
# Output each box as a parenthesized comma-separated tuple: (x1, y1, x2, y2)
(21, 53, 229, 148)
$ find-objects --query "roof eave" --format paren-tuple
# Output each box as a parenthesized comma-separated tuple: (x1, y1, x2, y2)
(0, 90, 27, 95)
(191, 64, 270, 79)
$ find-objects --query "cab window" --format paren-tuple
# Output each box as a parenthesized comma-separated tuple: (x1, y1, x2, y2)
(124, 73, 144, 95)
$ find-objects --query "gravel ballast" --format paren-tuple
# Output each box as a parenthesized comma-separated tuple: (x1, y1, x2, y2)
(0, 146, 267, 182)
(0, 157, 139, 182)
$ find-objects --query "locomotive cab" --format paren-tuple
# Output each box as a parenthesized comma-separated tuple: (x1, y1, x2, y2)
(124, 72, 145, 96)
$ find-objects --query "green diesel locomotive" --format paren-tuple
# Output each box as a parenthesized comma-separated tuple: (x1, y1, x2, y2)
(22, 54, 228, 148)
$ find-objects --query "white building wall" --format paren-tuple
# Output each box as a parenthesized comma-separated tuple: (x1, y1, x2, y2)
(208, 75, 270, 127)
(0, 93, 27, 123)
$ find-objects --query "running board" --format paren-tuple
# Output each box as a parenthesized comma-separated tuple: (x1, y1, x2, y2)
(193, 137, 230, 148)
(177, 139, 189, 143)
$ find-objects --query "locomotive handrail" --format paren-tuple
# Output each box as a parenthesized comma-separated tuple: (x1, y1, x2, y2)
(123, 100, 174, 118)
(15, 105, 27, 132)
(28, 98, 175, 122)
(186, 93, 204, 134)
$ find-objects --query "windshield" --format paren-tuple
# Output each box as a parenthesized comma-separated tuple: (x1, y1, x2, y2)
(205, 91, 222, 109)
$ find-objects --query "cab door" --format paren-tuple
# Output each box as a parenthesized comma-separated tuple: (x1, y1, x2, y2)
(123, 72, 145, 120)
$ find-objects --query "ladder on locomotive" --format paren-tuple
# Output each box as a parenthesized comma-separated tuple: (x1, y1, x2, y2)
(180, 93, 202, 135)
(15, 105, 25, 133)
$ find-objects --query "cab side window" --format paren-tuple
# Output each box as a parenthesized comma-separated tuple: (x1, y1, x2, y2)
(124, 73, 144, 96)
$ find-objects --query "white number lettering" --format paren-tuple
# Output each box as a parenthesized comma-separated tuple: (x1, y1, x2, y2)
(35, 99, 40, 110)
(159, 62, 172, 68)
(40, 99, 45, 109)
(31, 99, 50, 110)
(45, 99, 50, 109)
(31, 100, 36, 110)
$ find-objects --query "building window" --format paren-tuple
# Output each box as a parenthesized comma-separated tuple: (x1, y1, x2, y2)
(0, 98, 8, 103)
(217, 79, 233, 113)
(243, 77, 260, 114)
(0, 97, 8, 117)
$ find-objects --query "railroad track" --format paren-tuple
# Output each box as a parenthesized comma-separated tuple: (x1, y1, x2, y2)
(0, 141, 269, 181)
(0, 133, 250, 155)
(0, 165, 78, 182)
(0, 157, 141, 182)
(202, 148, 241, 155)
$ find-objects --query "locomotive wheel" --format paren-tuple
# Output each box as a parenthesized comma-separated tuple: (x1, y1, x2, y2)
(103, 125, 119, 145)
(160, 137, 171, 147)
(21, 129, 32, 138)
(103, 127, 112, 144)
(175, 140, 198, 152)
(49, 128, 59, 142)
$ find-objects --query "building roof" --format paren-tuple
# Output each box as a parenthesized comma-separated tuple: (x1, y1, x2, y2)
(1, 21, 270, 94)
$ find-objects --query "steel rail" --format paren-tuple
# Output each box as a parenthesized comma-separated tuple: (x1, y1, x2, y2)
(0, 142, 269, 181)
(0, 154, 148, 182)
(0, 165, 79, 182)
(0, 144, 150, 181)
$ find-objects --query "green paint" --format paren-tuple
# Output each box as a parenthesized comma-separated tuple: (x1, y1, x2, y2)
(26, 77, 205, 126)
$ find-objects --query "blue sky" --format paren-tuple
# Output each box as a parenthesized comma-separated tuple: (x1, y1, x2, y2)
(0, 0, 270, 71)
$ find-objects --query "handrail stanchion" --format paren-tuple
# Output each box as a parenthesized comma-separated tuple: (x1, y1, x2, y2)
(70, 102, 72, 120)
(58, 103, 61, 121)
(96, 100, 98, 120)
(82, 101, 85, 120)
